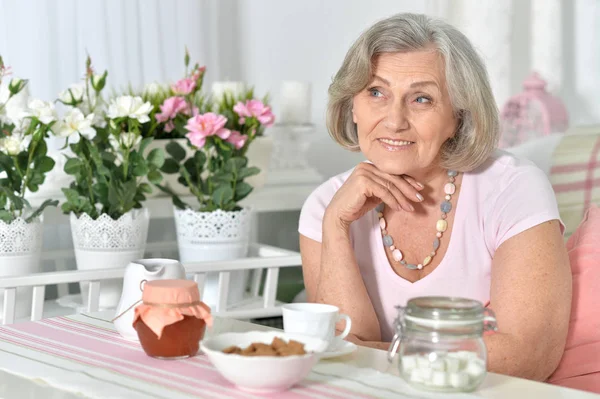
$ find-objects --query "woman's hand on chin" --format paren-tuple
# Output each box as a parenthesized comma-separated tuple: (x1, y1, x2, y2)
(324, 162, 424, 231)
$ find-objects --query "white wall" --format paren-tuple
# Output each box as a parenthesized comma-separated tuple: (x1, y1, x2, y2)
(236, 0, 600, 178)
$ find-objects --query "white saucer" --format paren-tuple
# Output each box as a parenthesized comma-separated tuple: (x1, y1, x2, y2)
(317, 341, 357, 359)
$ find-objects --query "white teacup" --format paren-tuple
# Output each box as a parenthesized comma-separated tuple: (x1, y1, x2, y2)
(282, 303, 352, 350)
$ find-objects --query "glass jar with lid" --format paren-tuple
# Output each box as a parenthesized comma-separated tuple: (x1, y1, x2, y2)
(387, 296, 497, 393)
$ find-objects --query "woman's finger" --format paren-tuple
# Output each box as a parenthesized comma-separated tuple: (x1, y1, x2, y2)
(369, 174, 415, 212)
(366, 167, 423, 204)
(354, 174, 401, 211)
(401, 175, 424, 191)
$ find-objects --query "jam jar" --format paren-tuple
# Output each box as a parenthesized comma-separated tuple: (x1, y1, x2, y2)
(387, 296, 497, 393)
(133, 279, 213, 359)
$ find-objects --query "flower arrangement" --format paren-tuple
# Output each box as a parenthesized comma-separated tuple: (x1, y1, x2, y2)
(0, 56, 59, 223)
(147, 50, 276, 212)
(58, 57, 165, 220)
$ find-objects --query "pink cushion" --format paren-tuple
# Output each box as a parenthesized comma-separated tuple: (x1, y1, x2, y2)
(548, 205, 600, 393)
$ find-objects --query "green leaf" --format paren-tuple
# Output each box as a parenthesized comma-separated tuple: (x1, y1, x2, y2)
(25, 199, 58, 223)
(16, 152, 28, 172)
(0, 210, 14, 223)
(147, 148, 165, 168)
(212, 185, 234, 206)
(166, 141, 186, 162)
(161, 158, 180, 174)
(237, 166, 260, 180)
(234, 182, 253, 201)
(225, 157, 246, 173)
(139, 183, 153, 194)
(212, 171, 234, 184)
(33, 137, 48, 159)
(132, 160, 149, 177)
(139, 137, 153, 155)
(156, 185, 188, 210)
(62, 188, 82, 205)
(134, 191, 146, 203)
(147, 170, 163, 184)
(64, 158, 83, 175)
(38, 156, 55, 173)
(193, 151, 207, 168)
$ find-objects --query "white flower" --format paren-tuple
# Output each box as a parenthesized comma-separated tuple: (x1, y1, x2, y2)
(0, 129, 29, 156)
(53, 108, 96, 139)
(107, 96, 151, 123)
(0, 80, 29, 126)
(0, 136, 22, 155)
(58, 82, 86, 104)
(143, 82, 164, 96)
(109, 132, 142, 150)
(21, 98, 57, 125)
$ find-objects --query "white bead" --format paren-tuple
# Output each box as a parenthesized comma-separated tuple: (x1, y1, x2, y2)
(401, 355, 417, 372)
(379, 217, 386, 230)
(445, 357, 461, 373)
(432, 371, 448, 387)
(449, 372, 469, 388)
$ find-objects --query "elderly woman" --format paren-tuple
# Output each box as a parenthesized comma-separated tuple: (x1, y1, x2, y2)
(299, 13, 571, 381)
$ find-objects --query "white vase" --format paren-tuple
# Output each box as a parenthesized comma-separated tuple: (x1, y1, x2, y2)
(0, 217, 43, 321)
(143, 138, 196, 198)
(245, 136, 273, 190)
(70, 208, 150, 309)
(173, 207, 252, 308)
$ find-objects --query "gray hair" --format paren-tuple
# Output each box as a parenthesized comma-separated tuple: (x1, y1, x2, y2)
(327, 13, 499, 172)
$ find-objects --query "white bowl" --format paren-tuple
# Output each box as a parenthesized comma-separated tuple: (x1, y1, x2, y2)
(200, 331, 329, 393)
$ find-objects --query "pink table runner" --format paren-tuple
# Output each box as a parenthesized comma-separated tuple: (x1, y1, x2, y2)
(0, 314, 404, 399)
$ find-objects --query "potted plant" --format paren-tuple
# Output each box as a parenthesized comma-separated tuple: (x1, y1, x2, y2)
(134, 49, 275, 197)
(58, 57, 164, 309)
(158, 77, 275, 307)
(0, 56, 59, 319)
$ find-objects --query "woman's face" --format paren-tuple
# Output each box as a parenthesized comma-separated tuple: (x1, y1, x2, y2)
(352, 50, 458, 177)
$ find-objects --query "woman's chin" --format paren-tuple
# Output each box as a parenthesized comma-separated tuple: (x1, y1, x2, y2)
(369, 158, 415, 176)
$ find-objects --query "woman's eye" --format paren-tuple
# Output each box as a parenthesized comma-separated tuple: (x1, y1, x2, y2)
(369, 88, 383, 98)
(415, 96, 431, 104)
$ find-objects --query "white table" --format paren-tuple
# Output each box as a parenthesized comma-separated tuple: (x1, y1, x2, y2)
(0, 311, 596, 399)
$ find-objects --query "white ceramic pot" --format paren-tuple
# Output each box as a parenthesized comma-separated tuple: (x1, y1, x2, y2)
(173, 207, 252, 308)
(114, 258, 186, 341)
(0, 217, 43, 321)
(143, 138, 196, 198)
(245, 136, 273, 190)
(70, 208, 150, 309)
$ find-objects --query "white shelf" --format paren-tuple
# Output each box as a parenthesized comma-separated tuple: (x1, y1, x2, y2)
(30, 181, 320, 223)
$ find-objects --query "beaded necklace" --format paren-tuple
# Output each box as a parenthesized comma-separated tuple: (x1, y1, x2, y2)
(377, 170, 459, 270)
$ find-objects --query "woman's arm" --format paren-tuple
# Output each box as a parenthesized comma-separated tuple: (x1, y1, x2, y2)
(300, 163, 424, 343)
(486, 219, 571, 381)
(300, 215, 382, 342)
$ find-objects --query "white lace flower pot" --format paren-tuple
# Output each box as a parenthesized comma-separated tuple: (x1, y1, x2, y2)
(70, 208, 149, 309)
(245, 136, 273, 190)
(174, 207, 252, 308)
(0, 217, 43, 321)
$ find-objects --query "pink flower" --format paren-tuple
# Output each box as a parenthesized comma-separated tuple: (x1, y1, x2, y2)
(164, 121, 175, 132)
(156, 96, 188, 123)
(192, 66, 206, 80)
(171, 77, 197, 95)
(185, 112, 230, 149)
(227, 130, 248, 150)
(233, 99, 275, 127)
